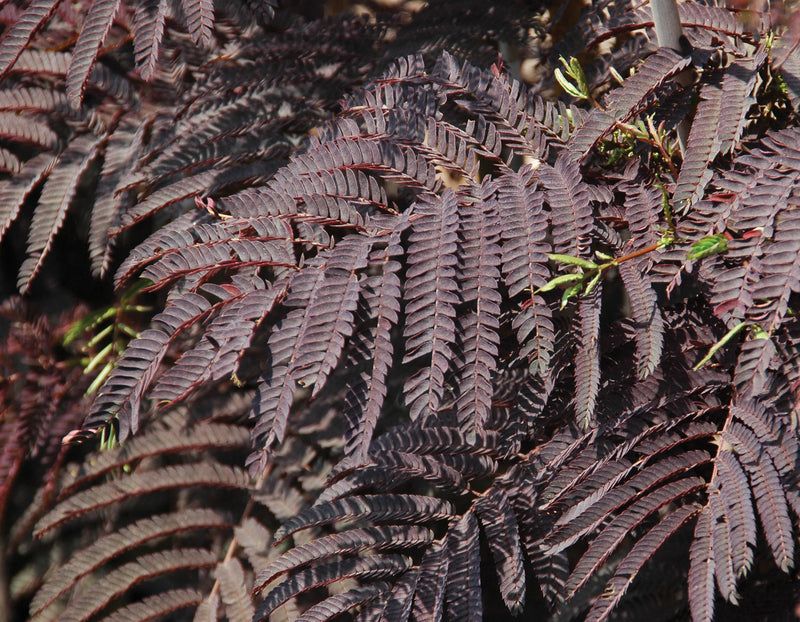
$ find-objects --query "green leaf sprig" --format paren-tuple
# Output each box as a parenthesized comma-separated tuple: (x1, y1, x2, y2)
(64, 280, 152, 395)
(537, 235, 677, 309)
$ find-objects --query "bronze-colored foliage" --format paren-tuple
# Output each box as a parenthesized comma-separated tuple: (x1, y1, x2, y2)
(3, 1, 800, 622)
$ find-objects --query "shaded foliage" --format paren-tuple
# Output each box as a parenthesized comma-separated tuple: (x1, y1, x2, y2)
(3, 1, 800, 622)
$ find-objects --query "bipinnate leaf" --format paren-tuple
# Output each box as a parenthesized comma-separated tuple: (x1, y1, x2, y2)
(252, 236, 371, 452)
(714, 449, 757, 578)
(674, 56, 761, 213)
(342, 244, 403, 461)
(275, 495, 455, 543)
(445, 512, 482, 622)
(194, 591, 220, 622)
(495, 167, 553, 377)
(256, 526, 432, 589)
(411, 539, 449, 622)
(475, 488, 526, 614)
(0, 146, 21, 173)
(67, 0, 122, 108)
(545, 450, 711, 558)
(565, 478, 705, 598)
(89, 122, 143, 277)
(102, 589, 205, 622)
(0, 111, 59, 149)
(708, 480, 737, 604)
(133, 0, 168, 80)
(0, 0, 59, 79)
(152, 281, 286, 405)
(495, 167, 548, 297)
(453, 195, 502, 434)
(403, 191, 460, 422)
(538, 154, 593, 258)
(0, 152, 55, 244)
(569, 47, 691, 157)
(216, 557, 255, 622)
(295, 583, 391, 622)
(724, 421, 795, 572)
(584, 505, 699, 622)
(368, 425, 499, 458)
(48, 549, 218, 622)
(733, 335, 776, 398)
(31, 509, 229, 615)
(7, 7, 800, 622)
(688, 507, 715, 622)
(256, 557, 409, 621)
(18, 134, 104, 292)
(618, 257, 664, 378)
(749, 206, 800, 332)
(320, 452, 470, 505)
(181, 0, 214, 47)
(65, 419, 249, 487)
(574, 283, 601, 429)
(87, 293, 214, 438)
(35, 462, 251, 535)
(777, 37, 800, 113)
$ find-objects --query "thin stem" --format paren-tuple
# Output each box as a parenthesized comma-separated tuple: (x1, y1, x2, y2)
(646, 115, 680, 180)
(657, 180, 678, 237)
(613, 120, 679, 180)
(613, 241, 666, 266)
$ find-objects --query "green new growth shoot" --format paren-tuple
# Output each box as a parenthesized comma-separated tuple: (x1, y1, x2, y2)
(537, 272, 586, 294)
(64, 280, 152, 396)
(537, 238, 676, 308)
(687, 234, 728, 260)
(692, 321, 748, 370)
(554, 56, 597, 107)
(600, 115, 679, 178)
(609, 65, 625, 86)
